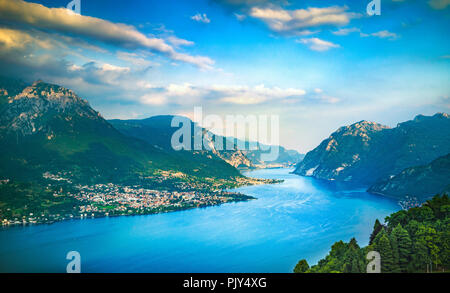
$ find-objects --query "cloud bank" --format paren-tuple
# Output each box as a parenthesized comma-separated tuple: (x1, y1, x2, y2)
(249, 5, 360, 35)
(0, 0, 214, 69)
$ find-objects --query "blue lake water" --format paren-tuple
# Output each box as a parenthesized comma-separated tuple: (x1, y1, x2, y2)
(0, 168, 400, 273)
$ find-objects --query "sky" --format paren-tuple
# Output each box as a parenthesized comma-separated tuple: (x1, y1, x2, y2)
(0, 0, 449, 152)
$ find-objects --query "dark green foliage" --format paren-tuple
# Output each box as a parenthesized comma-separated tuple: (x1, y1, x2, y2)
(369, 219, 383, 245)
(0, 79, 242, 184)
(410, 237, 429, 272)
(392, 224, 412, 272)
(378, 232, 396, 272)
(293, 259, 309, 273)
(297, 195, 450, 273)
(0, 181, 79, 220)
(0, 78, 250, 223)
(369, 153, 450, 200)
(306, 238, 366, 273)
(109, 116, 243, 178)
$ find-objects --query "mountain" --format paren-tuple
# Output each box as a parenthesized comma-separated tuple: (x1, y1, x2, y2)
(109, 116, 255, 169)
(293, 120, 391, 184)
(368, 153, 450, 200)
(109, 116, 303, 169)
(0, 79, 241, 185)
(293, 113, 450, 187)
(230, 137, 304, 167)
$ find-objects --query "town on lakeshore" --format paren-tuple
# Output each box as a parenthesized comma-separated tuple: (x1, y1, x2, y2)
(0, 170, 280, 226)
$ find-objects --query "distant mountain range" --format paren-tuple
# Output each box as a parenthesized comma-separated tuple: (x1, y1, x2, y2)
(294, 113, 450, 201)
(109, 116, 253, 169)
(0, 78, 243, 185)
(110, 116, 303, 169)
(0, 77, 302, 187)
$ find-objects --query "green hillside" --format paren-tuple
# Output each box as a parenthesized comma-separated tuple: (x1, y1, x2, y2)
(0, 80, 241, 184)
(369, 153, 450, 201)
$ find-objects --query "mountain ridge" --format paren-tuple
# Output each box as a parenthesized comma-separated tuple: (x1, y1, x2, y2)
(0, 79, 243, 183)
(293, 113, 450, 199)
(109, 115, 303, 169)
(368, 153, 450, 200)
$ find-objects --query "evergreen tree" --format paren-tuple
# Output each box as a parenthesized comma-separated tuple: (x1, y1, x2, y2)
(392, 224, 412, 272)
(293, 259, 309, 273)
(378, 232, 395, 273)
(416, 225, 440, 269)
(405, 220, 419, 242)
(410, 238, 429, 272)
(369, 219, 383, 245)
(441, 221, 450, 271)
(389, 232, 401, 273)
(295, 195, 449, 273)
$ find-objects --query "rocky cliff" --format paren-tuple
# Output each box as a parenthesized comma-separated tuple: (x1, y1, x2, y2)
(294, 113, 450, 186)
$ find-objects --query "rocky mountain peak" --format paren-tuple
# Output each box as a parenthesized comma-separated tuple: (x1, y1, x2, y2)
(294, 113, 450, 186)
(1, 80, 103, 137)
(337, 120, 389, 134)
(12, 80, 88, 107)
(331, 121, 389, 142)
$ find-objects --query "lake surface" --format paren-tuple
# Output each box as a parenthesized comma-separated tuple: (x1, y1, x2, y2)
(0, 168, 400, 273)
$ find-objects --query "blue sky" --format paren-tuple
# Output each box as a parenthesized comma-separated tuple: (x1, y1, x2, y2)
(0, 0, 449, 152)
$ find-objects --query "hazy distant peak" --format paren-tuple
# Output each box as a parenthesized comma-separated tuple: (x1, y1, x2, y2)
(413, 112, 449, 121)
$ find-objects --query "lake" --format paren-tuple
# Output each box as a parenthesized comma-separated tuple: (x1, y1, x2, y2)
(0, 168, 400, 273)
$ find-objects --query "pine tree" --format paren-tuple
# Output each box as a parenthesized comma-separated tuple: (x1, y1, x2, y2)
(389, 232, 401, 273)
(378, 232, 395, 273)
(393, 224, 412, 272)
(410, 238, 429, 272)
(293, 259, 309, 273)
(369, 219, 383, 245)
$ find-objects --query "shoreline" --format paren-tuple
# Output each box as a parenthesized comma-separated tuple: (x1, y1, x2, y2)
(1, 192, 256, 229)
(1, 173, 283, 229)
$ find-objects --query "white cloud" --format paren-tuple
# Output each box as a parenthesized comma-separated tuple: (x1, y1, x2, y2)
(249, 5, 360, 35)
(191, 13, 211, 24)
(332, 27, 399, 40)
(332, 27, 361, 36)
(116, 51, 158, 68)
(140, 83, 205, 105)
(101, 63, 130, 73)
(0, 27, 54, 51)
(314, 88, 323, 94)
(317, 95, 340, 104)
(166, 36, 195, 47)
(370, 30, 398, 40)
(0, 0, 214, 69)
(139, 83, 307, 106)
(215, 84, 306, 104)
(297, 38, 340, 52)
(293, 30, 319, 36)
(307, 88, 340, 104)
(140, 93, 168, 105)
